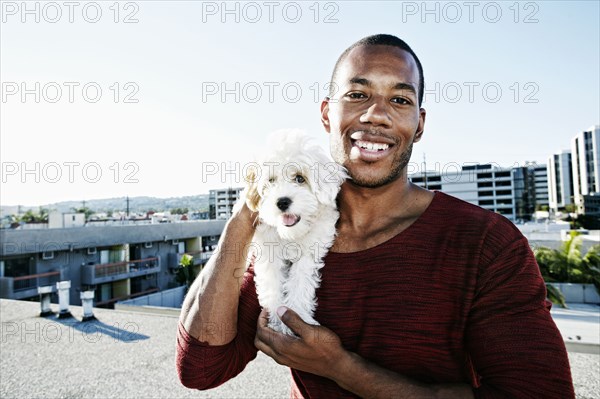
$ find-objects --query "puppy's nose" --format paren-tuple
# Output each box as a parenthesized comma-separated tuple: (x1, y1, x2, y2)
(276, 197, 292, 211)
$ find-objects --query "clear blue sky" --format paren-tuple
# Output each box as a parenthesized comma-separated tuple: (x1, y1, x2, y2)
(1, 1, 599, 206)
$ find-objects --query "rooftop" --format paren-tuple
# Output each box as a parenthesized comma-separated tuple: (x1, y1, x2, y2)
(0, 299, 289, 399)
(0, 220, 226, 256)
(0, 299, 598, 398)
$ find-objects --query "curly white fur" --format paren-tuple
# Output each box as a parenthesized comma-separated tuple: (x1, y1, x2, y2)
(241, 130, 347, 335)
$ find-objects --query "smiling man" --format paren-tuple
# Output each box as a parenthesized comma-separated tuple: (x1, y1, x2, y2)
(177, 34, 575, 398)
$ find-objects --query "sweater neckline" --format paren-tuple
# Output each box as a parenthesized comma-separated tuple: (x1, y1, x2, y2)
(328, 191, 442, 256)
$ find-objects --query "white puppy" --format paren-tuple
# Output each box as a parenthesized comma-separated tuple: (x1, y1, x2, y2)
(242, 130, 346, 335)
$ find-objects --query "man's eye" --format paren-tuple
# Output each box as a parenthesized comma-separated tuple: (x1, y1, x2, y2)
(347, 92, 366, 99)
(392, 97, 410, 105)
(294, 175, 305, 184)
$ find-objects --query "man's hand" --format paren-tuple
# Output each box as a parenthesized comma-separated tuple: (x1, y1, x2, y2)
(255, 306, 475, 399)
(254, 307, 348, 380)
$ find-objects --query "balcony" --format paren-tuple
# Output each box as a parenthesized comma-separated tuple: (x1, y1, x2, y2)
(186, 250, 213, 266)
(0, 270, 61, 300)
(81, 257, 160, 285)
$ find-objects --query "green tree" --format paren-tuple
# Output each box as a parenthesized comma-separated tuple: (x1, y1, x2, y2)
(171, 207, 189, 215)
(571, 214, 600, 230)
(175, 254, 197, 290)
(71, 206, 94, 221)
(19, 208, 49, 223)
(534, 232, 600, 307)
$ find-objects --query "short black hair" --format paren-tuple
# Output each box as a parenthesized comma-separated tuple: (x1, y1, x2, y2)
(329, 34, 425, 107)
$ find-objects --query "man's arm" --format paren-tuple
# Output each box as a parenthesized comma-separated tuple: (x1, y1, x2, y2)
(179, 203, 256, 345)
(255, 307, 474, 399)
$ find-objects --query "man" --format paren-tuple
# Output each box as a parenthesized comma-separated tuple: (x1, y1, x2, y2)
(177, 34, 575, 398)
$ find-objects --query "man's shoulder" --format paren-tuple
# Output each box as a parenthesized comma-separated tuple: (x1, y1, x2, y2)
(429, 191, 521, 234)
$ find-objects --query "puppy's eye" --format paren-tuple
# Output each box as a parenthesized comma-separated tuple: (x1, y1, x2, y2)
(294, 175, 305, 184)
(268, 177, 275, 183)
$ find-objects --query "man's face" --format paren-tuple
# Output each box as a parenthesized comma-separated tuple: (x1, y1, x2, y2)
(321, 45, 426, 188)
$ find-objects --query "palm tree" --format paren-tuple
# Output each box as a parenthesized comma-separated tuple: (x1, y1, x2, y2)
(534, 232, 600, 307)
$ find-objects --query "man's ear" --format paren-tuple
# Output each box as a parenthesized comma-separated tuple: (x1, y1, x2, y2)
(321, 97, 331, 133)
(413, 107, 426, 143)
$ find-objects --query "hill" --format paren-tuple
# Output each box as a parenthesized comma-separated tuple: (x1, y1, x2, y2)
(0, 195, 210, 216)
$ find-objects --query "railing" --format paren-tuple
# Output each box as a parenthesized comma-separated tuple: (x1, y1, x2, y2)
(95, 287, 159, 307)
(13, 271, 60, 291)
(94, 257, 159, 278)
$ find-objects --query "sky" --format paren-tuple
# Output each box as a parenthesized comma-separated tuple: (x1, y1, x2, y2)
(1, 0, 599, 207)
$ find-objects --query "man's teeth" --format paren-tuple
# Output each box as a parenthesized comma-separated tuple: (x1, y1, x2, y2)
(355, 140, 389, 151)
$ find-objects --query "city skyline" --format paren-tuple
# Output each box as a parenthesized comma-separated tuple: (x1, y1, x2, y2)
(1, 1, 599, 206)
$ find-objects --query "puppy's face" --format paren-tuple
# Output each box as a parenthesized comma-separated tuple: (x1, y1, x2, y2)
(244, 133, 346, 240)
(257, 161, 319, 240)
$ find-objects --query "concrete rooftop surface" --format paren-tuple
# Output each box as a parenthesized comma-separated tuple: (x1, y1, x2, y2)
(1, 299, 599, 399)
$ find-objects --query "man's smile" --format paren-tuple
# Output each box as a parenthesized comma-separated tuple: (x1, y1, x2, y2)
(349, 131, 395, 162)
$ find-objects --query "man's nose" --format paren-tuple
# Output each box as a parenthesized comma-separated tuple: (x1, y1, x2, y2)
(359, 101, 392, 127)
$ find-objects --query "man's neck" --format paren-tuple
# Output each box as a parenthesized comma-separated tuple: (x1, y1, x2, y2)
(331, 177, 434, 253)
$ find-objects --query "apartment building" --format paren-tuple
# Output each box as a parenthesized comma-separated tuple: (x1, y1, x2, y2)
(0, 220, 225, 307)
(547, 150, 574, 212)
(410, 163, 546, 222)
(533, 165, 549, 208)
(571, 125, 600, 213)
(209, 187, 243, 220)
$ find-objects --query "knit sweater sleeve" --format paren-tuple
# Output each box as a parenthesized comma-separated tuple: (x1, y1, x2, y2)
(176, 265, 261, 390)
(467, 218, 574, 398)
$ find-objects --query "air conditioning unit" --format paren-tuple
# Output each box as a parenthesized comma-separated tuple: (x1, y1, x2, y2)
(144, 242, 153, 248)
(42, 251, 54, 260)
(87, 247, 97, 255)
(171, 239, 179, 245)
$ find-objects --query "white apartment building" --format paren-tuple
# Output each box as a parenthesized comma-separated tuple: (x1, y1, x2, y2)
(410, 163, 547, 222)
(547, 150, 574, 212)
(571, 125, 600, 213)
(533, 165, 549, 208)
(209, 187, 243, 220)
(411, 164, 521, 221)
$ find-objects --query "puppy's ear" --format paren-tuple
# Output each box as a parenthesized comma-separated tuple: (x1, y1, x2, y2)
(244, 166, 261, 212)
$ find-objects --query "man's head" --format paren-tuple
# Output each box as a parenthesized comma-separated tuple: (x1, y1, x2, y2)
(328, 34, 425, 107)
(321, 34, 426, 188)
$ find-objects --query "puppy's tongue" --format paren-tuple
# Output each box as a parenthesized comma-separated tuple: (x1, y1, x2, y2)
(282, 214, 300, 227)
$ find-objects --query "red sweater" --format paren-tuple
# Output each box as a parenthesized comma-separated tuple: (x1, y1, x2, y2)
(176, 192, 574, 398)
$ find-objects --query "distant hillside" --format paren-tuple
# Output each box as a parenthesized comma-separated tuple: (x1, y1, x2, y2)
(0, 195, 210, 216)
